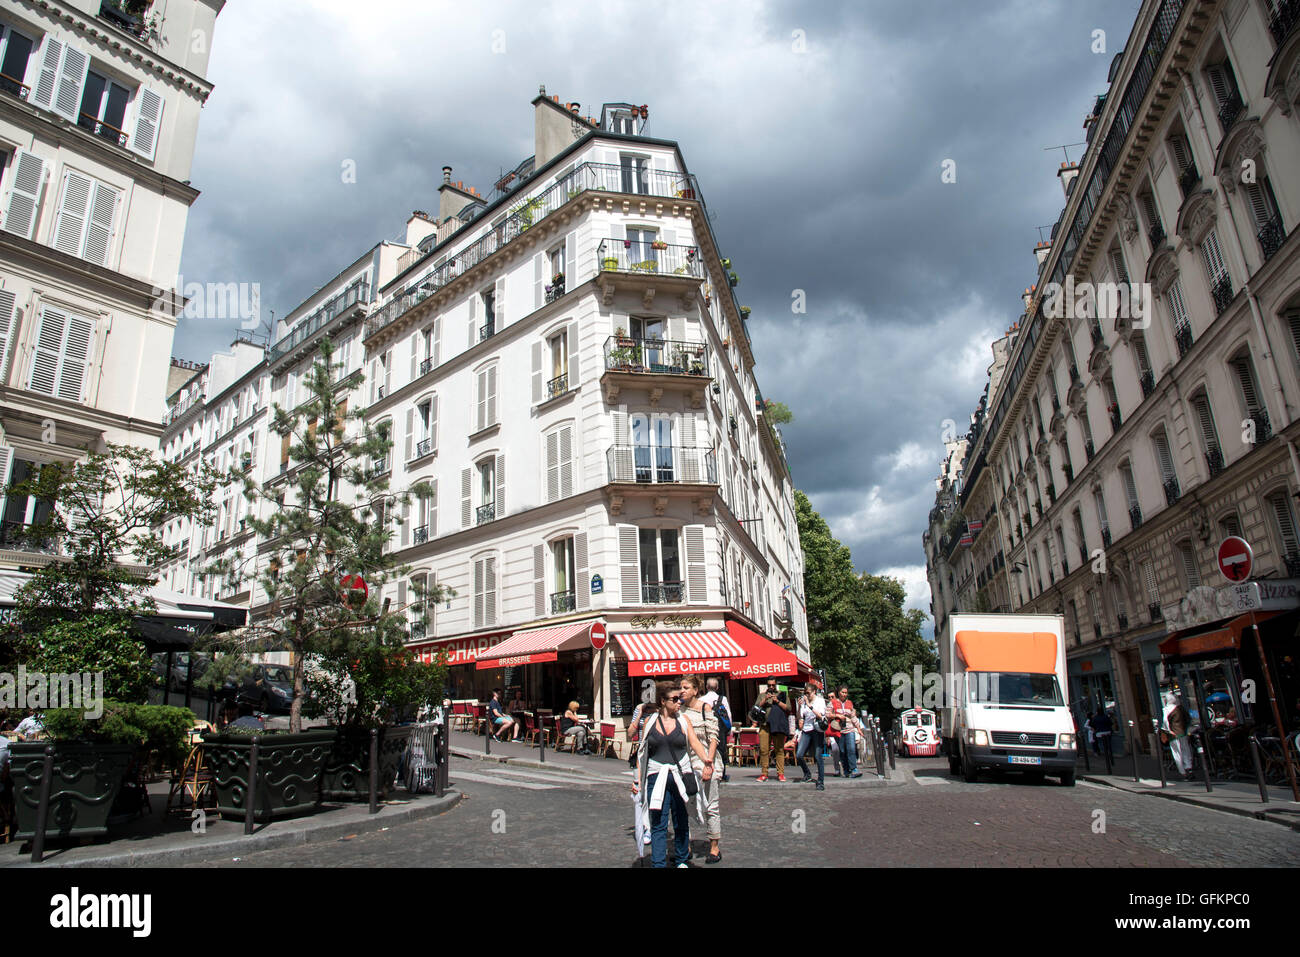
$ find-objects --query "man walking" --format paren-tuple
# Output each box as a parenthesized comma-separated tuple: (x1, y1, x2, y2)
(830, 686, 862, 778)
(755, 679, 790, 782)
(701, 677, 733, 782)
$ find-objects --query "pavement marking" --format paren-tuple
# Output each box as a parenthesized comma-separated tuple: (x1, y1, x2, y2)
(449, 770, 558, 791)
(915, 776, 948, 786)
(475, 766, 628, 787)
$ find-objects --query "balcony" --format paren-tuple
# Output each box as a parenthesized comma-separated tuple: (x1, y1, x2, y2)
(1270, 0, 1300, 45)
(1285, 553, 1300, 578)
(1140, 369, 1156, 398)
(547, 373, 569, 399)
(1148, 221, 1166, 248)
(419, 357, 434, 376)
(414, 438, 434, 459)
(1129, 504, 1143, 530)
(1211, 274, 1234, 315)
(1117, 613, 1129, 631)
(601, 336, 710, 406)
(1206, 444, 1224, 478)
(1163, 476, 1181, 506)
(1258, 214, 1286, 262)
(476, 503, 496, 526)
(550, 590, 576, 615)
(0, 71, 31, 102)
(641, 581, 685, 605)
(413, 525, 429, 545)
(594, 240, 706, 306)
(367, 160, 700, 339)
(0, 520, 57, 555)
(1217, 92, 1244, 136)
(1101, 525, 1112, 548)
(1148, 602, 1163, 623)
(479, 322, 495, 342)
(545, 276, 566, 303)
(99, 1, 146, 33)
(78, 113, 128, 149)
(1178, 163, 1201, 199)
(1109, 407, 1122, 433)
(1174, 322, 1194, 358)
(269, 281, 370, 364)
(410, 621, 426, 642)
(1249, 408, 1273, 443)
(606, 445, 718, 485)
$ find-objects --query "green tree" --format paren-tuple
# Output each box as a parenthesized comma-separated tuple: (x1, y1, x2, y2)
(205, 340, 448, 731)
(762, 400, 794, 426)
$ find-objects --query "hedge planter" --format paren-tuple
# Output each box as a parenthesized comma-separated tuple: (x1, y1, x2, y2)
(10, 742, 136, 841)
(203, 729, 334, 823)
(319, 725, 414, 802)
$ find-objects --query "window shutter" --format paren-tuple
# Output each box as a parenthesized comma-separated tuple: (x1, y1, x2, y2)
(545, 429, 560, 503)
(1192, 395, 1218, 452)
(1220, 513, 1242, 539)
(59, 314, 93, 402)
(286, 371, 297, 410)
(473, 558, 485, 628)
(29, 307, 66, 396)
(0, 289, 15, 383)
(495, 454, 505, 518)
(83, 180, 118, 266)
(2, 150, 46, 240)
(534, 543, 545, 618)
(52, 44, 88, 123)
(1169, 135, 1190, 173)
(30, 36, 64, 112)
(680, 412, 699, 482)
(1243, 182, 1277, 229)
(1122, 465, 1139, 508)
(1270, 494, 1300, 555)
(485, 556, 497, 626)
(1140, 192, 1160, 232)
(559, 424, 573, 498)
(429, 395, 438, 453)
(619, 525, 640, 604)
(685, 524, 707, 603)
(461, 467, 472, 528)
(565, 231, 576, 287)
(0, 444, 11, 521)
(611, 411, 632, 480)
(1232, 358, 1262, 414)
(1206, 63, 1230, 109)
(532, 341, 543, 404)
(575, 532, 589, 610)
(53, 170, 92, 257)
(431, 316, 442, 366)
(404, 407, 414, 460)
(1108, 247, 1129, 285)
(475, 369, 487, 432)
(1201, 229, 1227, 283)
(1178, 543, 1201, 588)
(384, 350, 392, 395)
(1153, 430, 1175, 481)
(130, 86, 164, 161)
(1166, 278, 1190, 326)
(400, 499, 410, 548)
(409, 332, 418, 381)
(494, 276, 506, 329)
(487, 365, 498, 426)
(1289, 314, 1300, 365)
(468, 295, 477, 349)
(534, 251, 546, 311)
(567, 323, 579, 388)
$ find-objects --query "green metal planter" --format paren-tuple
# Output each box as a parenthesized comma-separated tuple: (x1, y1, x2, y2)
(203, 729, 334, 822)
(319, 725, 414, 802)
(10, 742, 136, 841)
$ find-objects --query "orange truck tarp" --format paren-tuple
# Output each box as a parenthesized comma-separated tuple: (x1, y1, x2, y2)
(954, 630, 1058, 674)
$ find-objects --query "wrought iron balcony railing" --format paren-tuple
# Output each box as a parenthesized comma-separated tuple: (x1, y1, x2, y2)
(547, 373, 569, 399)
(410, 621, 426, 641)
(269, 281, 370, 362)
(476, 503, 496, 525)
(606, 445, 718, 485)
(1178, 162, 1201, 198)
(1217, 92, 1244, 135)
(479, 322, 495, 342)
(1174, 322, 1194, 358)
(1258, 214, 1286, 262)
(1211, 273, 1234, 315)
(78, 112, 128, 148)
(1270, 0, 1300, 45)
(550, 590, 576, 615)
(1140, 369, 1155, 398)
(1110, 409, 1122, 433)
(604, 336, 709, 376)
(419, 357, 434, 376)
(414, 438, 434, 459)
(0, 72, 31, 101)
(367, 161, 701, 338)
(1206, 444, 1224, 477)
(1148, 602, 1163, 623)
(545, 277, 566, 303)
(1101, 524, 1112, 548)
(413, 525, 429, 545)
(1249, 408, 1273, 443)
(1129, 504, 1143, 530)
(0, 520, 57, 555)
(641, 581, 685, 605)
(1148, 221, 1166, 248)
(596, 240, 705, 279)
(1163, 476, 1181, 506)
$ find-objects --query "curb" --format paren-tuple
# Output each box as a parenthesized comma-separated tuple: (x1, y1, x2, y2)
(1081, 775, 1300, 832)
(5, 790, 463, 868)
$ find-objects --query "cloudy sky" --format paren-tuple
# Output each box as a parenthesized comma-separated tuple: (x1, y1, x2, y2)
(177, 0, 1146, 624)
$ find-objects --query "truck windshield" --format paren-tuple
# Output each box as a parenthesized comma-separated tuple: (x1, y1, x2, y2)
(969, 673, 1063, 706)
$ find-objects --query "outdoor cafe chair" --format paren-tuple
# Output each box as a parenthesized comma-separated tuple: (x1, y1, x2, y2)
(597, 721, 618, 758)
(1255, 732, 1290, 785)
(471, 703, 488, 737)
(523, 712, 548, 748)
(166, 745, 215, 816)
(734, 728, 759, 766)
(554, 716, 581, 754)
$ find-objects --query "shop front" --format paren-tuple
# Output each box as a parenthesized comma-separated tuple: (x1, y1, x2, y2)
(410, 631, 510, 703)
(475, 620, 604, 718)
(1068, 649, 1125, 756)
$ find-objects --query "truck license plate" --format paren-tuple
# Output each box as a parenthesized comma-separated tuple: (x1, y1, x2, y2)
(1009, 756, 1041, 765)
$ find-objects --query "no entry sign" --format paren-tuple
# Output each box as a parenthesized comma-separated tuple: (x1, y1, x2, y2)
(1217, 537, 1253, 583)
(590, 622, 608, 651)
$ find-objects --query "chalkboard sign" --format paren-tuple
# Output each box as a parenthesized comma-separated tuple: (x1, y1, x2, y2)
(609, 659, 634, 716)
(504, 666, 519, 693)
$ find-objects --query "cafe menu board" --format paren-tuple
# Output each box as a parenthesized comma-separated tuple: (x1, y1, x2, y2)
(609, 658, 635, 716)
(504, 666, 520, 696)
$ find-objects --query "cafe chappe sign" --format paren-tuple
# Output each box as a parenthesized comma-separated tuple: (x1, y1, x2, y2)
(1162, 580, 1300, 633)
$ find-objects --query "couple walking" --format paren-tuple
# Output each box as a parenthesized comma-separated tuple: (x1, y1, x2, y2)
(630, 676, 724, 868)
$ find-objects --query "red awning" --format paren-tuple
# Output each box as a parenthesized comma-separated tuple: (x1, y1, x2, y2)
(724, 621, 805, 680)
(616, 630, 746, 677)
(476, 620, 601, 670)
(1157, 610, 1284, 662)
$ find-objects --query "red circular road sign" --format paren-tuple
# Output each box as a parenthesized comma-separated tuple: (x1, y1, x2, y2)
(340, 574, 368, 607)
(590, 622, 608, 651)
(1217, 537, 1253, 583)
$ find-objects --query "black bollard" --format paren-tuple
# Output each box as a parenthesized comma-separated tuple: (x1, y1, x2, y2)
(245, 737, 260, 835)
(1103, 735, 1113, 774)
(1129, 722, 1140, 782)
(1080, 734, 1091, 772)
(1194, 731, 1213, 793)
(368, 727, 379, 814)
(887, 732, 896, 770)
(1248, 734, 1269, 804)
(435, 709, 446, 798)
(1150, 733, 1167, 788)
(874, 729, 885, 777)
(30, 745, 56, 864)
(538, 721, 546, 763)
(484, 716, 491, 755)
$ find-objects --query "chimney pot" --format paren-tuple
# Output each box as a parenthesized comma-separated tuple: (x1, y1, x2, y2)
(442, 166, 452, 184)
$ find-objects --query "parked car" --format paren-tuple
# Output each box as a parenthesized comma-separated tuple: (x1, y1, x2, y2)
(168, 652, 212, 693)
(228, 664, 298, 714)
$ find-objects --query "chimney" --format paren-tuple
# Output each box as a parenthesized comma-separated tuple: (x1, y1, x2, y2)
(1022, 287, 1033, 312)
(405, 210, 437, 247)
(438, 168, 478, 223)
(1058, 161, 1080, 199)
(442, 166, 452, 185)
(1034, 240, 1052, 267)
(534, 88, 589, 168)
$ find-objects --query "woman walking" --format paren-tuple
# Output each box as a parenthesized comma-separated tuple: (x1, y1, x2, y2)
(631, 681, 713, 868)
(679, 674, 723, 863)
(795, 683, 827, 790)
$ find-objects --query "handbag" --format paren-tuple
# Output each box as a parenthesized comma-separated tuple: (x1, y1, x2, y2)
(750, 703, 767, 724)
(670, 720, 698, 797)
(814, 715, 829, 733)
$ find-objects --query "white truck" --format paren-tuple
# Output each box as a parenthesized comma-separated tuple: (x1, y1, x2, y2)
(939, 613, 1077, 786)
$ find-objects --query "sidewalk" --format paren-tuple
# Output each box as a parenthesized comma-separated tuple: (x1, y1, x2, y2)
(0, 779, 461, 868)
(1077, 750, 1300, 831)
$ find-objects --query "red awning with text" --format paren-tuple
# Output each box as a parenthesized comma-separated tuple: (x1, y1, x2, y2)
(476, 620, 601, 670)
(724, 621, 806, 680)
(1157, 610, 1284, 662)
(616, 630, 746, 677)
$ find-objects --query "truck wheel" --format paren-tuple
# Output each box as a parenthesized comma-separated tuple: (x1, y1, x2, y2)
(948, 746, 961, 776)
(1059, 768, 1076, 787)
(962, 745, 979, 783)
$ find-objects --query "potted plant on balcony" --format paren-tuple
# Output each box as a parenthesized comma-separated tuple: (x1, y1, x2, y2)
(728, 271, 739, 287)
(614, 326, 635, 349)
(740, 306, 751, 318)
(602, 253, 619, 271)
(651, 240, 668, 251)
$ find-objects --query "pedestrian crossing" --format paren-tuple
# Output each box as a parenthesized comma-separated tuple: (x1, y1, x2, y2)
(449, 761, 632, 792)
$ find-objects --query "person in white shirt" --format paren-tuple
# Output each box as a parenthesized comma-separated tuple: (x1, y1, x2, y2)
(795, 685, 827, 789)
(13, 711, 42, 738)
(699, 677, 733, 782)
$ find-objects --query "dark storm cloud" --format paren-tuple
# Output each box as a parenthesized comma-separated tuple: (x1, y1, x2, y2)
(178, 0, 1145, 615)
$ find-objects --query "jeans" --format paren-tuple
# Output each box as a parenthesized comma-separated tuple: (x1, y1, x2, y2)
(838, 732, 858, 774)
(563, 726, 588, 750)
(647, 774, 689, 867)
(796, 729, 825, 784)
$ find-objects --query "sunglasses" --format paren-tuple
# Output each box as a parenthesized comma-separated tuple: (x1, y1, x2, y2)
(667, 695, 682, 702)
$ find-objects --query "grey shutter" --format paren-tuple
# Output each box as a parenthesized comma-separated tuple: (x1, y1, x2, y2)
(432, 316, 442, 366)
(545, 429, 559, 503)
(130, 86, 164, 161)
(1169, 135, 1190, 173)
(2, 150, 46, 240)
(461, 467, 472, 528)
(1206, 63, 1230, 109)
(532, 341, 544, 404)
(429, 395, 438, 454)
(1192, 395, 1217, 452)
(1178, 543, 1201, 588)
(565, 230, 577, 287)
(29, 307, 66, 396)
(30, 35, 63, 112)
(534, 544, 546, 618)
(52, 43, 88, 123)
(611, 411, 633, 481)
(0, 289, 15, 383)
(567, 323, 579, 389)
(53, 170, 92, 258)
(1153, 430, 1175, 481)
(468, 295, 477, 348)
(494, 276, 506, 329)
(1108, 247, 1129, 285)
(404, 407, 414, 460)
(1122, 465, 1140, 508)
(495, 454, 505, 518)
(534, 251, 546, 311)
(559, 424, 573, 498)
(83, 180, 117, 266)
(1243, 182, 1275, 228)
(685, 525, 707, 603)
(409, 332, 418, 380)
(487, 365, 498, 426)
(0, 445, 11, 521)
(575, 532, 589, 610)
(1232, 358, 1262, 414)
(680, 413, 700, 482)
(473, 559, 484, 628)
(619, 525, 640, 604)
(1270, 495, 1300, 555)
(485, 556, 497, 625)
(59, 315, 93, 402)
(398, 581, 408, 621)
(475, 369, 486, 432)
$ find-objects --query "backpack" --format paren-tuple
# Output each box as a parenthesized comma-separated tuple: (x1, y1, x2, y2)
(715, 696, 732, 735)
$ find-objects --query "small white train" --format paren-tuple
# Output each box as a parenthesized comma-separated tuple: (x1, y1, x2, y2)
(894, 707, 940, 757)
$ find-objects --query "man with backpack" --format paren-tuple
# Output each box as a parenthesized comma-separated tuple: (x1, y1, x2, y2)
(700, 677, 732, 782)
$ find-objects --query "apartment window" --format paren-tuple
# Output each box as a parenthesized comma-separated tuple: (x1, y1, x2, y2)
(1201, 229, 1231, 302)
(620, 153, 649, 194)
(1177, 540, 1202, 589)
(77, 70, 130, 145)
(28, 306, 94, 403)
(1067, 599, 1080, 641)
(1132, 332, 1155, 394)
(480, 288, 496, 338)
(473, 554, 497, 628)
(475, 365, 498, 431)
(371, 351, 391, 403)
(477, 459, 495, 518)
(0, 23, 35, 99)
(51, 170, 119, 266)
(0, 455, 55, 548)
(1190, 390, 1222, 473)
(1218, 513, 1242, 540)
(1230, 353, 1267, 430)
(1152, 427, 1178, 502)
(631, 413, 675, 483)
(1267, 491, 1300, 567)
(408, 396, 436, 460)
(1167, 131, 1194, 178)
(1143, 561, 1162, 619)
(639, 528, 683, 603)
(625, 227, 659, 268)
(544, 423, 574, 503)
(1120, 461, 1141, 520)
(1205, 57, 1243, 130)
(551, 537, 576, 613)
(1244, 177, 1283, 257)
(1073, 508, 1088, 562)
(1088, 589, 1104, 637)
(1139, 189, 1163, 243)
(548, 330, 569, 397)
(1056, 526, 1068, 575)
